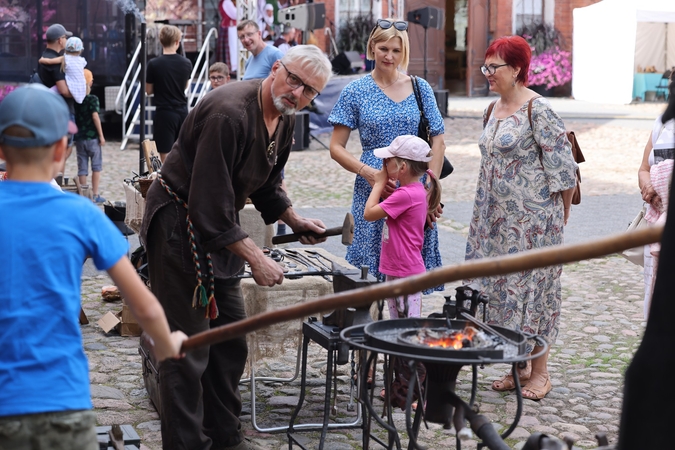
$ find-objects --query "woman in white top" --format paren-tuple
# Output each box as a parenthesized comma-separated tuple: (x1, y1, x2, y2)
(637, 72, 675, 318)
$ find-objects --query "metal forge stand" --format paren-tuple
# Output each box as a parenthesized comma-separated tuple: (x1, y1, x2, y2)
(288, 267, 384, 449)
(341, 287, 548, 450)
(287, 319, 364, 449)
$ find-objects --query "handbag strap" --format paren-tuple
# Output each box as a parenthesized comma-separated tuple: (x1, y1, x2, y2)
(411, 76, 427, 121)
(484, 100, 497, 128)
(527, 95, 542, 131)
(411, 75, 430, 140)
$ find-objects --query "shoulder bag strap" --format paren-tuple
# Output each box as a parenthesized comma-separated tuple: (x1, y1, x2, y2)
(483, 100, 498, 128)
(411, 76, 426, 120)
(412, 76, 431, 143)
(527, 95, 542, 130)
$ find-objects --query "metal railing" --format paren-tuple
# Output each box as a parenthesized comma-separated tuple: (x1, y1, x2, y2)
(187, 27, 219, 108)
(115, 42, 146, 150)
(115, 28, 218, 150)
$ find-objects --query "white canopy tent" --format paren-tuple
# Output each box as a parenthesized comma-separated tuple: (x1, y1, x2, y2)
(573, 0, 675, 104)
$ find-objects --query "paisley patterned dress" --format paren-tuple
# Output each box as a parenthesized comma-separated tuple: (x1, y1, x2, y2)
(465, 97, 577, 351)
(328, 74, 445, 293)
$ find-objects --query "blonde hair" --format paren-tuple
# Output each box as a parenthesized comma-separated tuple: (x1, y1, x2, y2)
(366, 19, 410, 72)
(159, 25, 182, 48)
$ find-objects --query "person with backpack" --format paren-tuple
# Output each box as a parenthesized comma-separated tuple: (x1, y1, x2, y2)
(465, 35, 577, 401)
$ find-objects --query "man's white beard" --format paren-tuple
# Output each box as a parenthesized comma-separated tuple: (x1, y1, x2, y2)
(271, 85, 298, 115)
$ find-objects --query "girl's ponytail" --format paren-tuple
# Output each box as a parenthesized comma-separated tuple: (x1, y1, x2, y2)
(424, 168, 441, 214)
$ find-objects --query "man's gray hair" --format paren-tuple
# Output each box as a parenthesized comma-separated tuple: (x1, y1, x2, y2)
(281, 45, 332, 87)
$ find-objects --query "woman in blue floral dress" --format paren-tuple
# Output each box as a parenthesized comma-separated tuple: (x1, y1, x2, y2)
(466, 36, 577, 400)
(328, 19, 446, 295)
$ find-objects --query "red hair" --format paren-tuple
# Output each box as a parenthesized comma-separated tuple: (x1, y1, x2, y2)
(485, 36, 531, 86)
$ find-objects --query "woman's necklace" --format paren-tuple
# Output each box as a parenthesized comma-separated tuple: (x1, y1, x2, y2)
(374, 71, 400, 90)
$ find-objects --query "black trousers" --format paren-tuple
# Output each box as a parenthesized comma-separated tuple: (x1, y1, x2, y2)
(154, 107, 188, 154)
(146, 203, 248, 450)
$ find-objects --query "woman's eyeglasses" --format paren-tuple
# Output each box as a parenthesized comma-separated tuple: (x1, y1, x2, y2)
(480, 63, 509, 76)
(376, 19, 408, 32)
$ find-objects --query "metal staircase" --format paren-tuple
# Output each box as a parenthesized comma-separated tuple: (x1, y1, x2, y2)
(115, 27, 219, 150)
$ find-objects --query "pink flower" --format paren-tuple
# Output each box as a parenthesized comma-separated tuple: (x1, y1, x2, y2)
(528, 46, 572, 89)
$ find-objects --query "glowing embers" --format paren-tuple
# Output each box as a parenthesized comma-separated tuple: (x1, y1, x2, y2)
(400, 326, 499, 350)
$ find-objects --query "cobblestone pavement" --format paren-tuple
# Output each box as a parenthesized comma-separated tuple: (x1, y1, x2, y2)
(72, 100, 660, 449)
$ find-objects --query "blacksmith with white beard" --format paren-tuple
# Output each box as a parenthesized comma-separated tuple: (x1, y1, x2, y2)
(140, 45, 332, 450)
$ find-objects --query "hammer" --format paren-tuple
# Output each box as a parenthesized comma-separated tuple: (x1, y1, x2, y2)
(272, 213, 354, 246)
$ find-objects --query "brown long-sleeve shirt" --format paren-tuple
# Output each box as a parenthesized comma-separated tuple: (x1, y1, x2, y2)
(141, 80, 294, 279)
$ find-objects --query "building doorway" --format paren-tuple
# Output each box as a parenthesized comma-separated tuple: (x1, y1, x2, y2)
(445, 0, 468, 94)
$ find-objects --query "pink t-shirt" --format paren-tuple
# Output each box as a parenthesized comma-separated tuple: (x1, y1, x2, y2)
(378, 182, 427, 277)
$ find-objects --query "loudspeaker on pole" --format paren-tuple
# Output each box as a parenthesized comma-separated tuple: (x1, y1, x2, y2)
(407, 6, 445, 30)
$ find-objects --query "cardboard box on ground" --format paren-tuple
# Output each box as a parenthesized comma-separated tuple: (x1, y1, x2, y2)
(97, 286, 142, 337)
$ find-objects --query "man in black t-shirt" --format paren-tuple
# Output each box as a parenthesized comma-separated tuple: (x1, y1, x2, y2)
(146, 25, 193, 163)
(38, 23, 74, 178)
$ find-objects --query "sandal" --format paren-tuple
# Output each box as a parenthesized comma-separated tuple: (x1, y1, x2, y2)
(491, 360, 532, 392)
(522, 375, 552, 401)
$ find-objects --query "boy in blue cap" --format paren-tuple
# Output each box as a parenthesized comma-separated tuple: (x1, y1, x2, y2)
(0, 85, 187, 449)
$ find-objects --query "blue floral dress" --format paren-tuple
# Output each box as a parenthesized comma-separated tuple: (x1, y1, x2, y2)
(465, 97, 577, 351)
(328, 74, 445, 293)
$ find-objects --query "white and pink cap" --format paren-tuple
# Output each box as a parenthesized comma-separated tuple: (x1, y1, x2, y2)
(373, 135, 432, 162)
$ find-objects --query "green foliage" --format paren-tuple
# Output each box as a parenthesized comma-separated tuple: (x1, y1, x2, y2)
(336, 14, 375, 55)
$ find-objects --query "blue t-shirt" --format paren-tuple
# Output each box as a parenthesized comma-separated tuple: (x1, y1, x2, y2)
(243, 45, 283, 80)
(0, 181, 128, 416)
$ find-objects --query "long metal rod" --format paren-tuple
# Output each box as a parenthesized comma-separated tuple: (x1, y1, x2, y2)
(236, 270, 334, 279)
(181, 226, 663, 352)
(459, 312, 520, 347)
(139, 21, 146, 175)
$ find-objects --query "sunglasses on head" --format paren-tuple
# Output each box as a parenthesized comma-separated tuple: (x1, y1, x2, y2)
(376, 19, 408, 32)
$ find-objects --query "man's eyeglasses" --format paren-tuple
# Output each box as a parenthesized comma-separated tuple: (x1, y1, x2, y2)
(238, 31, 257, 41)
(480, 63, 509, 76)
(209, 75, 226, 82)
(376, 19, 408, 32)
(278, 61, 320, 100)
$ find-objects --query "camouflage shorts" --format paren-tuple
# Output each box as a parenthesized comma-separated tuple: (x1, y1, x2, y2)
(0, 410, 98, 450)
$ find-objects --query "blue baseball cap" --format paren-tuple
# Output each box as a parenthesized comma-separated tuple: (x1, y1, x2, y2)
(0, 84, 77, 148)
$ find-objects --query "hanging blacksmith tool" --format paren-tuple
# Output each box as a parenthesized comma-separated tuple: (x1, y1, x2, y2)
(271, 213, 354, 245)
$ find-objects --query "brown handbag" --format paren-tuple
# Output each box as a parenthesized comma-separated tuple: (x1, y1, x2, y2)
(484, 98, 585, 204)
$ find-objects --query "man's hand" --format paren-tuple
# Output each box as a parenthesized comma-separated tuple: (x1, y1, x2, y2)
(228, 237, 284, 287)
(249, 252, 285, 287)
(280, 207, 328, 245)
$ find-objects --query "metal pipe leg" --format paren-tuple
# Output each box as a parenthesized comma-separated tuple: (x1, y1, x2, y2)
(318, 347, 334, 449)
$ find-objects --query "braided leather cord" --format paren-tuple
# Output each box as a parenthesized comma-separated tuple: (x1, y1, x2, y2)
(158, 174, 219, 319)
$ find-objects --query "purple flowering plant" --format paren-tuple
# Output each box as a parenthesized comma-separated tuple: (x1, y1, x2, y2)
(528, 46, 572, 89)
(518, 23, 572, 90)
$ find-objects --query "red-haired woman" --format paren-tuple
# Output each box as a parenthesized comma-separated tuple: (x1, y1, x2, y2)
(464, 36, 577, 400)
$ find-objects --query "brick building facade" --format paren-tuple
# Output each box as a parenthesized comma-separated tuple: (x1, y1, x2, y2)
(489, 0, 602, 52)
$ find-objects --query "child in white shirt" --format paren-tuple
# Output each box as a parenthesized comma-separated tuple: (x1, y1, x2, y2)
(38, 36, 87, 103)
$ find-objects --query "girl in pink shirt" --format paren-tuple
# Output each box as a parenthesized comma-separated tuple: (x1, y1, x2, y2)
(364, 135, 441, 319)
